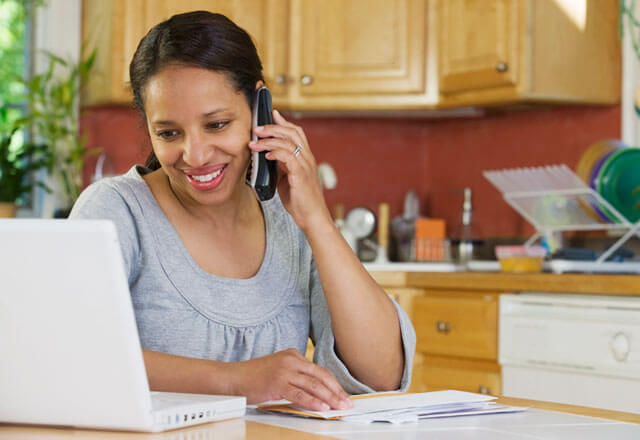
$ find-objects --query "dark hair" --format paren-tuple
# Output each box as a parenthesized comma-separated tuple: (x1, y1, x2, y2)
(129, 11, 264, 170)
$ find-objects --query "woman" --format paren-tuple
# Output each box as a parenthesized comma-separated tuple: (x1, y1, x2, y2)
(71, 11, 415, 411)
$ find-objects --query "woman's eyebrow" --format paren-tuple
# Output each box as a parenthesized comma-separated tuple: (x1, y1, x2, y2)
(151, 120, 175, 126)
(151, 108, 231, 126)
(203, 108, 230, 118)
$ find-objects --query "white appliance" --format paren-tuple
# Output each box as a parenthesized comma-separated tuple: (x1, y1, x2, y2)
(499, 293, 640, 414)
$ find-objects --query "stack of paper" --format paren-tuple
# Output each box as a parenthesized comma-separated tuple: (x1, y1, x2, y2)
(259, 390, 526, 424)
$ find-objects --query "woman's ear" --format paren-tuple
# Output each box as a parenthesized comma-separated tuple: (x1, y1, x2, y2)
(255, 80, 265, 90)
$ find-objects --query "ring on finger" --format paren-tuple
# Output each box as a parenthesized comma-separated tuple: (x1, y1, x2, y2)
(293, 144, 302, 157)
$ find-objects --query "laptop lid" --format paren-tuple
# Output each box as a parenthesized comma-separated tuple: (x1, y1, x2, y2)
(0, 219, 154, 431)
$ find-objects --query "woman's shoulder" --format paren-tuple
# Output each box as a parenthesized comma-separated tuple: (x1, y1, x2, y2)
(70, 165, 151, 219)
(261, 192, 309, 248)
(261, 192, 295, 230)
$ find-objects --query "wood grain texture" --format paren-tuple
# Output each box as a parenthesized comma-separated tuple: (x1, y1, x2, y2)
(404, 272, 640, 295)
(288, 0, 432, 110)
(412, 290, 499, 360)
(412, 354, 501, 395)
(438, 0, 520, 93)
(437, 0, 620, 107)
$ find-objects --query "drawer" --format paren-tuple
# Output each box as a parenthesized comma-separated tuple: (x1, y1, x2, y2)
(410, 354, 501, 395)
(412, 290, 498, 360)
(385, 287, 425, 317)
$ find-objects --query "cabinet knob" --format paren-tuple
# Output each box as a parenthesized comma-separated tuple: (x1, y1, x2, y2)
(477, 386, 491, 394)
(300, 75, 313, 86)
(436, 320, 451, 333)
(611, 332, 630, 362)
(496, 61, 509, 73)
(275, 74, 287, 85)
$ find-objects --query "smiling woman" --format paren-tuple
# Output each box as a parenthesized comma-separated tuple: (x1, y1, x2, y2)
(69, 11, 415, 411)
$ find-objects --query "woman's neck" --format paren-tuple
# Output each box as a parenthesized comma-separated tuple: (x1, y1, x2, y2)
(146, 169, 262, 231)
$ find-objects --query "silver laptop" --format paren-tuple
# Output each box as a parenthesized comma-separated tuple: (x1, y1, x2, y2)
(0, 219, 245, 432)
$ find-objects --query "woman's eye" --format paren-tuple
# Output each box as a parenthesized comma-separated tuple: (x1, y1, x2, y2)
(156, 129, 179, 140)
(207, 121, 229, 130)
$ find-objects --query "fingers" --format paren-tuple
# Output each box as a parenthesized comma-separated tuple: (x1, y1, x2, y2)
(250, 136, 303, 159)
(252, 110, 314, 164)
(287, 370, 352, 411)
(279, 349, 352, 411)
(249, 137, 311, 180)
(299, 362, 351, 403)
(272, 109, 310, 150)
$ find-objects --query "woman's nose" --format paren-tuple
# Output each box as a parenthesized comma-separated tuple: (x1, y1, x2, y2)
(182, 132, 212, 167)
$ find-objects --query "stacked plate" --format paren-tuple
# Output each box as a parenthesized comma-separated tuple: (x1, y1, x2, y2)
(575, 139, 640, 223)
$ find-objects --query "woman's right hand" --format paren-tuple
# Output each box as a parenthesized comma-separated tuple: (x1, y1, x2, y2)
(230, 348, 353, 411)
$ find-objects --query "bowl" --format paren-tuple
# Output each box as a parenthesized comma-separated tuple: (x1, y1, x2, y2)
(495, 246, 546, 273)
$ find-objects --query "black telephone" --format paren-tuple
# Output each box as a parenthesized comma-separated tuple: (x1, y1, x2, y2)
(246, 87, 278, 201)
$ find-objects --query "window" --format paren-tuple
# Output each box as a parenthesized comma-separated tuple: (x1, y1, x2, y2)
(0, 0, 33, 133)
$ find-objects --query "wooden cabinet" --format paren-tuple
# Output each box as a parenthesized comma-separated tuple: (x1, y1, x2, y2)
(409, 289, 500, 394)
(286, 0, 431, 110)
(413, 290, 498, 360)
(82, 0, 288, 105)
(382, 285, 500, 395)
(412, 354, 501, 395)
(436, 0, 620, 107)
(438, 0, 519, 95)
(82, 0, 434, 110)
(83, 0, 620, 110)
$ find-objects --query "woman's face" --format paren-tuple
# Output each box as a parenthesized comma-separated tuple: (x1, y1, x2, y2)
(143, 64, 253, 207)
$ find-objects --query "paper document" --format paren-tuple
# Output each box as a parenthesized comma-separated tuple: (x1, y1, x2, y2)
(258, 390, 526, 423)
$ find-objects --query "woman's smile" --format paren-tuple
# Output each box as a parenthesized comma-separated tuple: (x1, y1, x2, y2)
(183, 164, 227, 191)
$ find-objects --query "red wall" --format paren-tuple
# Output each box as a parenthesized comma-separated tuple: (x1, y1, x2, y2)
(80, 104, 620, 238)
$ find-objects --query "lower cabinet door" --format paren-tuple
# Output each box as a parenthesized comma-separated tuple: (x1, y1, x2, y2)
(410, 354, 501, 396)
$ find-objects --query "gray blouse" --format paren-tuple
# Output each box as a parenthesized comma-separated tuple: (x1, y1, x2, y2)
(69, 166, 416, 394)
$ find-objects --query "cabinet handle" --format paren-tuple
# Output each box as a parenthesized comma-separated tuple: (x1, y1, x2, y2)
(275, 74, 287, 85)
(436, 320, 451, 333)
(300, 75, 313, 86)
(496, 61, 509, 73)
(478, 386, 491, 394)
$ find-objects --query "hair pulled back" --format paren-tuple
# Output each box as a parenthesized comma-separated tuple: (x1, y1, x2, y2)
(129, 11, 264, 170)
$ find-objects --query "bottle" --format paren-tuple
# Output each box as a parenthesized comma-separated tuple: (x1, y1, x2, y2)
(454, 188, 482, 264)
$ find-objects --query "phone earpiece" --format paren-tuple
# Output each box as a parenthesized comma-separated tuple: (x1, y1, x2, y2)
(246, 87, 278, 201)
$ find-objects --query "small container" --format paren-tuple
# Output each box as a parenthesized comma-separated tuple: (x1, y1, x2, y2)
(495, 245, 547, 273)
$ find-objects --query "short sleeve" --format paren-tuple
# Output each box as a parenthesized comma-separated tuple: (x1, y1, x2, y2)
(69, 181, 142, 285)
(308, 258, 416, 394)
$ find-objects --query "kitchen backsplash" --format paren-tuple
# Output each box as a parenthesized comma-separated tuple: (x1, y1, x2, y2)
(80, 104, 620, 238)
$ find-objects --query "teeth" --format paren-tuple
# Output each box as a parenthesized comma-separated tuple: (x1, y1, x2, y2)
(191, 168, 222, 182)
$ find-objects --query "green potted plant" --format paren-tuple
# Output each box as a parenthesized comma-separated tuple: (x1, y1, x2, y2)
(0, 125, 52, 217)
(19, 49, 96, 217)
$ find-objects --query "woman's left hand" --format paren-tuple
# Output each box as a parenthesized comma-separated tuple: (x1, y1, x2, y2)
(249, 110, 331, 232)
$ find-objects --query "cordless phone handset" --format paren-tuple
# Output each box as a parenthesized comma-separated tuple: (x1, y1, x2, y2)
(246, 87, 278, 201)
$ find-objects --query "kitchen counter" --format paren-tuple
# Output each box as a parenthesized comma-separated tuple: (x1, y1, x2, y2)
(368, 269, 640, 295)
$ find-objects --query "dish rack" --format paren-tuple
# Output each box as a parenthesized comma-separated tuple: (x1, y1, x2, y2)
(483, 165, 640, 273)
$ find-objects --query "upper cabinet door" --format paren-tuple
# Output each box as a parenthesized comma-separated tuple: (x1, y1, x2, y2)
(438, 0, 519, 94)
(83, 0, 285, 104)
(292, 0, 428, 98)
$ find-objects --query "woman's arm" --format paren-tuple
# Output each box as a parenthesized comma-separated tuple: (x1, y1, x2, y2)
(306, 221, 404, 391)
(142, 348, 352, 410)
(249, 111, 406, 391)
